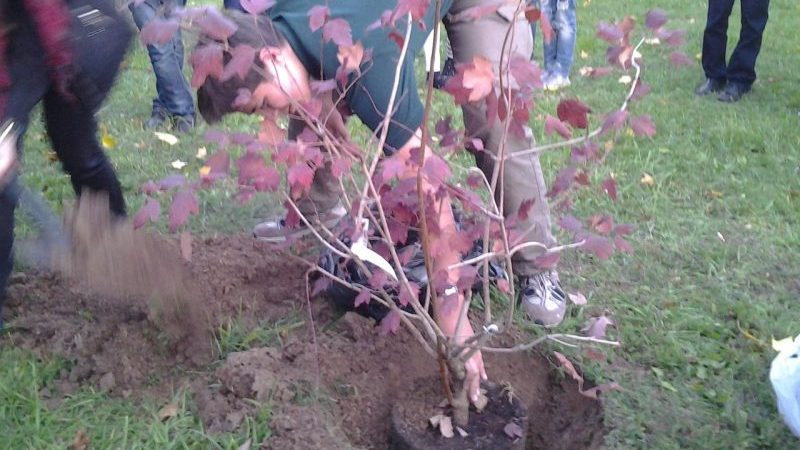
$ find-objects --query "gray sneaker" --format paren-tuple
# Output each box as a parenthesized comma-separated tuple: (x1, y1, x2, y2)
(519, 271, 567, 327)
(253, 203, 347, 243)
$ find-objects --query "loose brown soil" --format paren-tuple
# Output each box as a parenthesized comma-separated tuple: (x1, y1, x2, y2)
(3, 225, 605, 449)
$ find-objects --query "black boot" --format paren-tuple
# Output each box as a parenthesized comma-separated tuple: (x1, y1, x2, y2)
(433, 57, 455, 90)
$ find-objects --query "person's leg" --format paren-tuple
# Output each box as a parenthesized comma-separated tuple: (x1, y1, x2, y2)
(252, 117, 345, 242)
(446, 2, 556, 273)
(701, 0, 735, 82)
(43, 90, 126, 217)
(129, 0, 195, 128)
(540, 0, 558, 74)
(446, 0, 564, 326)
(223, 0, 247, 13)
(726, 0, 769, 87)
(0, 20, 52, 324)
(553, 0, 577, 79)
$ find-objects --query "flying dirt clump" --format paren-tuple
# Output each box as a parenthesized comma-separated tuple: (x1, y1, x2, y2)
(53, 193, 211, 362)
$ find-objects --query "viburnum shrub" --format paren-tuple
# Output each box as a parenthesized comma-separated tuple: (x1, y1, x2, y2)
(133, 1, 689, 430)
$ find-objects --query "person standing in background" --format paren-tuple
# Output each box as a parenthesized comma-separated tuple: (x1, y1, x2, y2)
(695, 0, 770, 102)
(539, 0, 576, 91)
(129, 0, 196, 132)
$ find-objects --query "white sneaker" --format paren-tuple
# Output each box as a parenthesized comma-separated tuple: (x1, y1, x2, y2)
(544, 73, 571, 91)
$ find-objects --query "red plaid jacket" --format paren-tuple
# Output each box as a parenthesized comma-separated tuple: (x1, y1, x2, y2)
(0, 0, 74, 117)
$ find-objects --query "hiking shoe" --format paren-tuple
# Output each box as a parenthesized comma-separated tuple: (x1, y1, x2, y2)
(172, 115, 195, 134)
(717, 82, 750, 103)
(145, 107, 169, 130)
(695, 78, 726, 96)
(519, 271, 567, 327)
(253, 203, 347, 243)
(432, 57, 455, 90)
(543, 73, 571, 91)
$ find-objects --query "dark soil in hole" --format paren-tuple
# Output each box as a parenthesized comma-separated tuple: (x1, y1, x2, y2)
(390, 378, 528, 450)
(2, 233, 606, 449)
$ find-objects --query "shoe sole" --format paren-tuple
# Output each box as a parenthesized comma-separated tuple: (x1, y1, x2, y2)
(254, 207, 347, 243)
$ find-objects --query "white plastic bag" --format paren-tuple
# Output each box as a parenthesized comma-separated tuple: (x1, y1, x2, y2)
(770, 334, 800, 437)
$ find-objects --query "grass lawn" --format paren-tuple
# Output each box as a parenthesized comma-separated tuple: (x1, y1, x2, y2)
(2, 0, 799, 449)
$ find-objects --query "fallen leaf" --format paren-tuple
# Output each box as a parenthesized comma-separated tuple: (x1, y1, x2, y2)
(580, 50, 589, 59)
(72, 429, 90, 450)
(238, 438, 252, 450)
(568, 292, 587, 305)
(504, 421, 525, 439)
(196, 146, 207, 159)
(640, 173, 655, 187)
(101, 133, 117, 150)
(155, 131, 179, 146)
(456, 426, 468, 437)
(199, 166, 211, 176)
(171, 160, 187, 170)
(439, 415, 455, 438)
(158, 402, 179, 421)
(716, 231, 725, 243)
(618, 75, 632, 84)
(429, 413, 444, 428)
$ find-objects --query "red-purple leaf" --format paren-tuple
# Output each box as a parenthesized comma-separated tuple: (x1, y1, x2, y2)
(395, 0, 430, 22)
(310, 79, 337, 94)
(630, 80, 651, 102)
(308, 5, 329, 32)
(221, 45, 256, 82)
(133, 198, 161, 229)
(614, 236, 634, 253)
(287, 163, 315, 197)
(236, 151, 265, 185)
(583, 235, 615, 260)
(630, 115, 656, 137)
(589, 214, 614, 234)
(504, 422, 524, 439)
(423, 153, 452, 185)
(669, 51, 694, 67)
(140, 18, 179, 46)
(190, 43, 224, 87)
(557, 99, 591, 129)
(253, 166, 281, 192)
(517, 198, 535, 221)
(169, 189, 199, 232)
(354, 287, 371, 307)
(614, 223, 635, 236)
(205, 150, 230, 175)
(462, 56, 495, 102)
(585, 66, 614, 79)
(534, 251, 561, 269)
(509, 57, 543, 90)
(547, 165, 577, 198)
(558, 214, 583, 234)
(398, 282, 420, 307)
(158, 174, 187, 190)
(322, 19, 353, 47)
(378, 309, 401, 336)
(596, 22, 623, 43)
(524, 6, 541, 23)
(140, 180, 159, 195)
(240, 0, 275, 15)
(545, 115, 572, 139)
(601, 177, 618, 201)
(645, 9, 668, 30)
(195, 8, 238, 41)
(600, 110, 628, 135)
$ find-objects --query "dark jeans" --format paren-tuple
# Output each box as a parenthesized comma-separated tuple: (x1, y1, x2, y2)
(701, 0, 769, 87)
(129, 0, 195, 118)
(0, 9, 127, 313)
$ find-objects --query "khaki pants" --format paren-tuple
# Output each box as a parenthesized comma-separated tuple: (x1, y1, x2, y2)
(294, 0, 555, 277)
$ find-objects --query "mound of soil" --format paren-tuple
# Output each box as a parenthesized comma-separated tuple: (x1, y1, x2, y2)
(2, 230, 605, 449)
